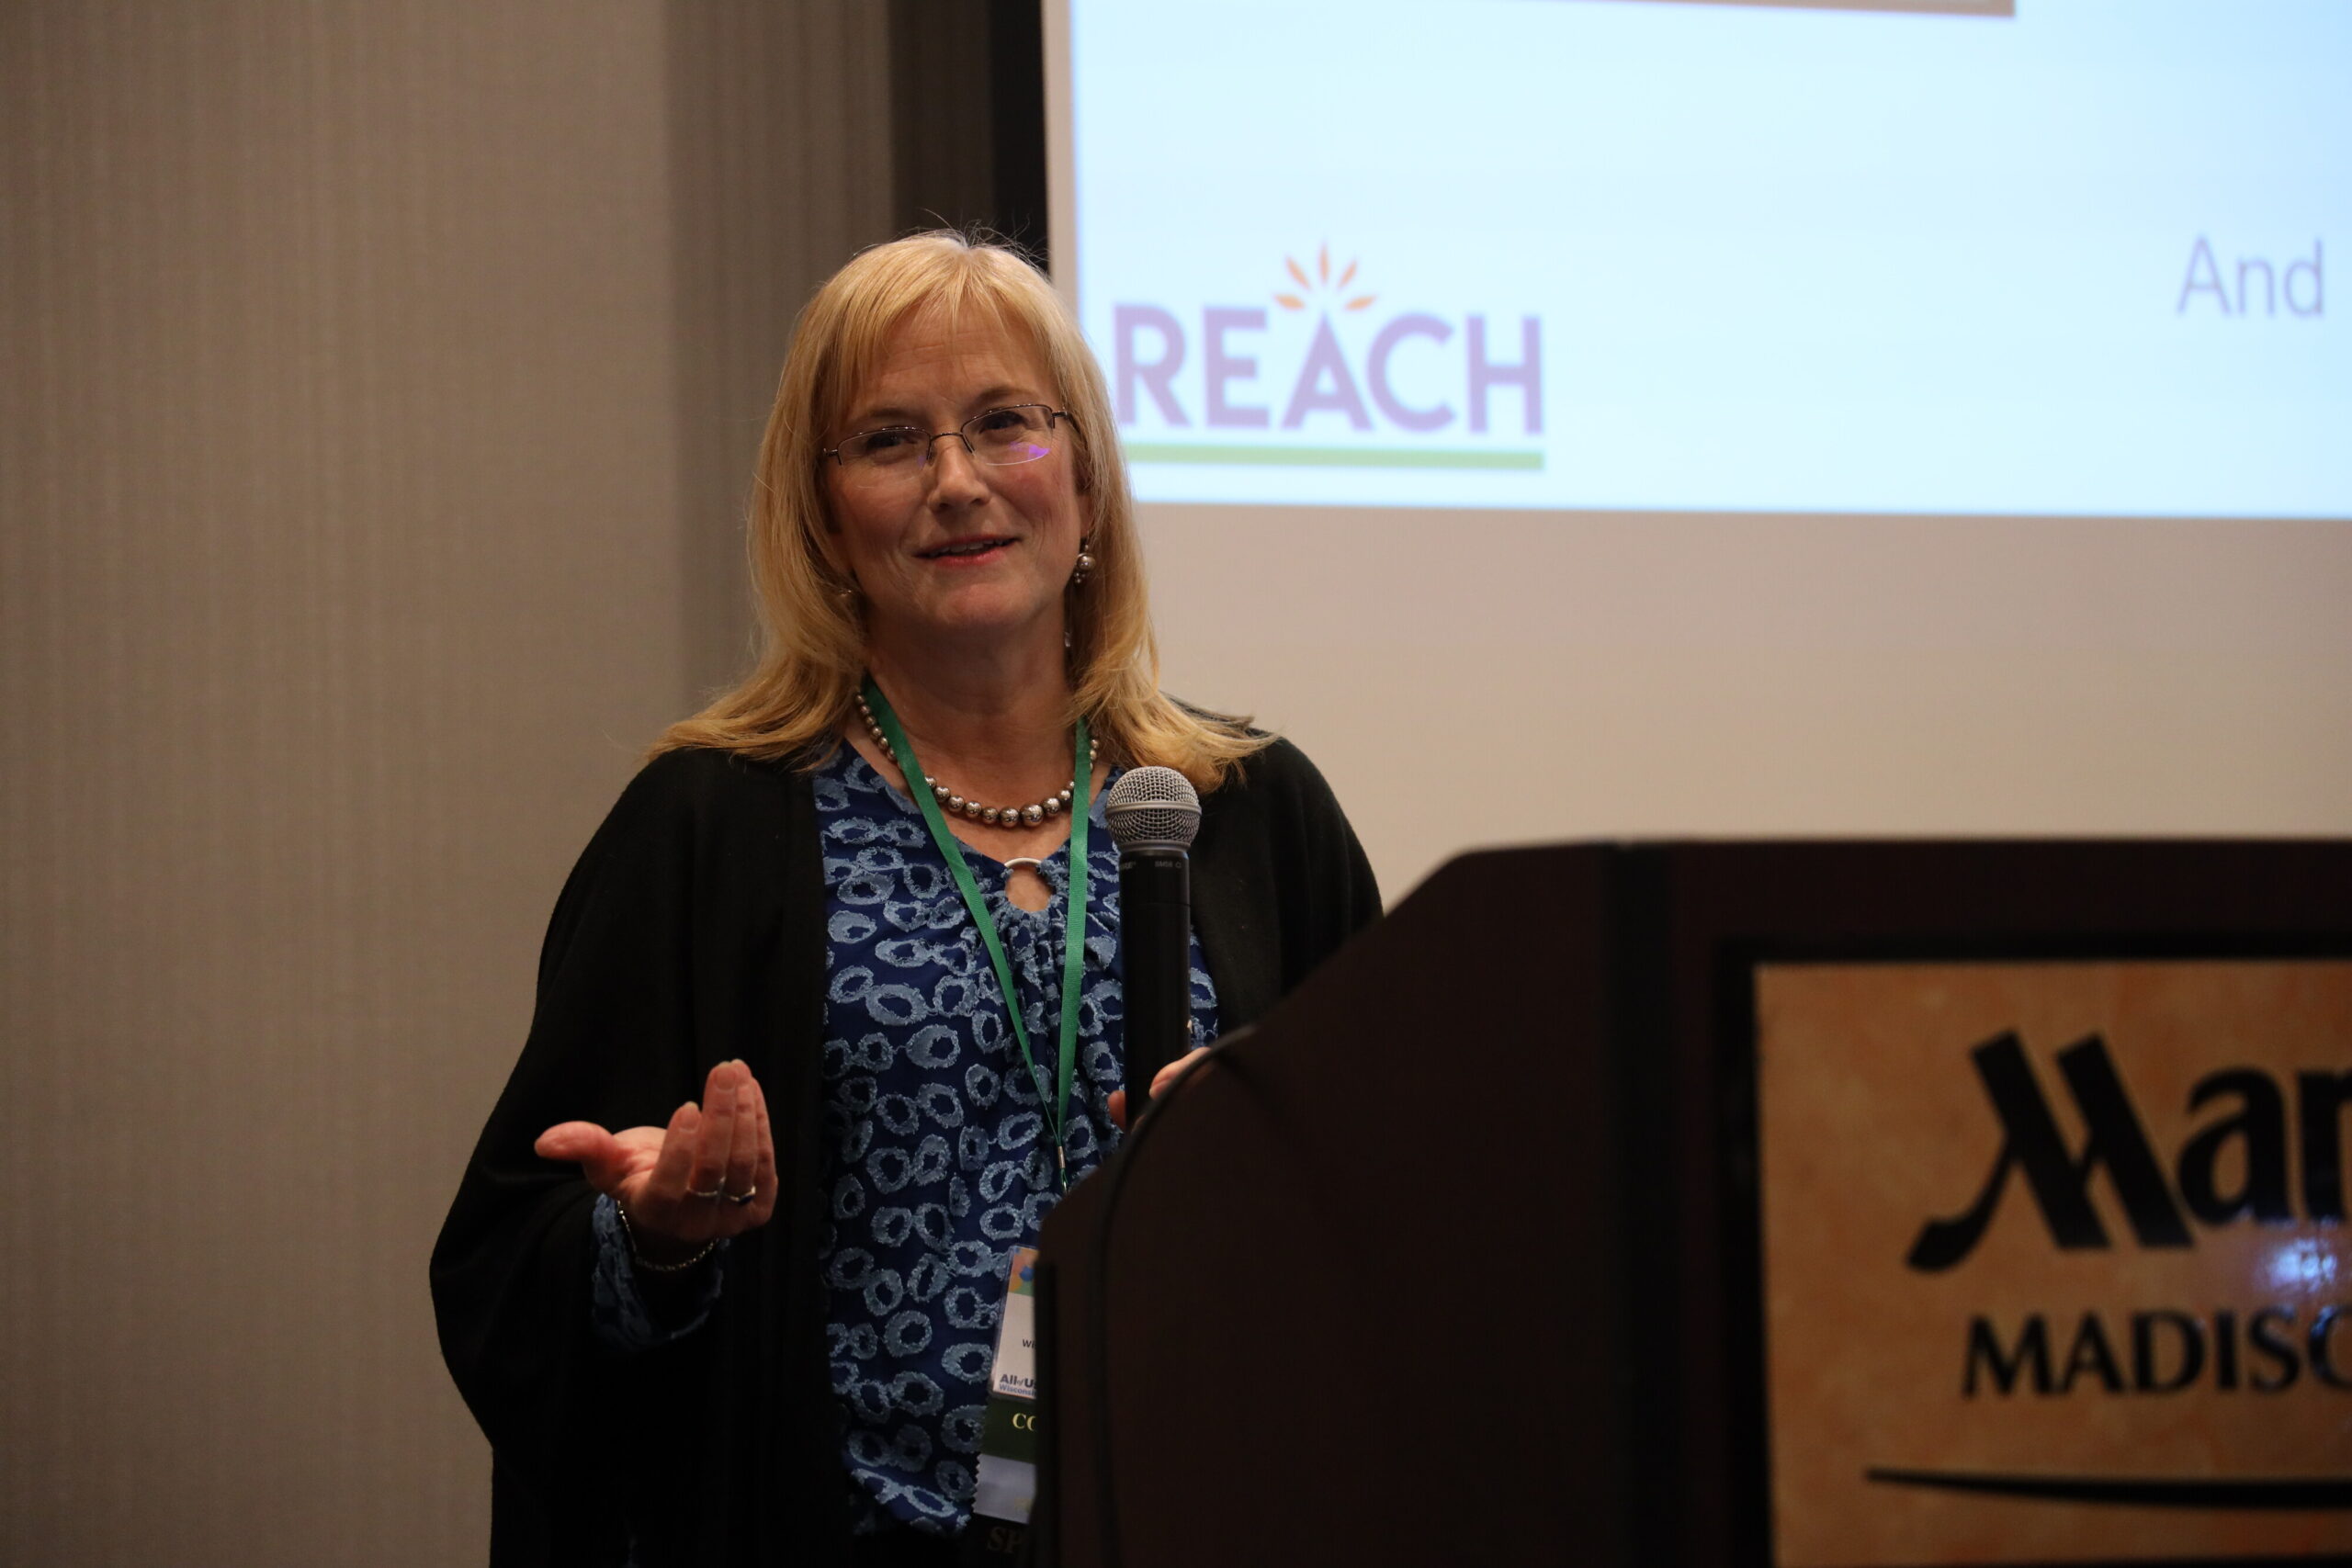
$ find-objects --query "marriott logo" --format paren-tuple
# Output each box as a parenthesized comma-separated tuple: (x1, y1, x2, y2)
(1909, 1032, 2352, 1272)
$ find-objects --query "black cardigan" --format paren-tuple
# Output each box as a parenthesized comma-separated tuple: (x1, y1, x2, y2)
(431, 739, 1379, 1566)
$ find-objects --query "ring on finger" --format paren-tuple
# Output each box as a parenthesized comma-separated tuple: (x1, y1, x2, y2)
(687, 1184, 725, 1201)
(723, 1185, 757, 1206)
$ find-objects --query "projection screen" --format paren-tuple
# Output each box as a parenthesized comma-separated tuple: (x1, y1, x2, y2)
(1046, 0, 2351, 897)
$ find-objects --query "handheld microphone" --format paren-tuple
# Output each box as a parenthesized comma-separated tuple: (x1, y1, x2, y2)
(1104, 766, 1202, 1119)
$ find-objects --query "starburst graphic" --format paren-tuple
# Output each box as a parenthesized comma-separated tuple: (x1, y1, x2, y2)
(1273, 243, 1375, 313)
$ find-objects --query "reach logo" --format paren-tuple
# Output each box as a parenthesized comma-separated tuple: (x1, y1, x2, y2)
(1106, 247, 1545, 471)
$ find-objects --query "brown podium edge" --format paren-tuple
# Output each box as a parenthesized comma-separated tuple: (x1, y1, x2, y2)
(1031, 840, 2352, 1568)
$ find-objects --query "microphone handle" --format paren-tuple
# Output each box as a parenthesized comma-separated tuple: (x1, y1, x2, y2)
(1118, 848, 1192, 1116)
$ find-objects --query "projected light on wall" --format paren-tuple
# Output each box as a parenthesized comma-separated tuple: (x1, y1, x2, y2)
(1069, 0, 2344, 518)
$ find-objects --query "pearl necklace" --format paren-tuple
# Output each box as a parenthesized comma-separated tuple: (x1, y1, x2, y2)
(855, 690, 1098, 829)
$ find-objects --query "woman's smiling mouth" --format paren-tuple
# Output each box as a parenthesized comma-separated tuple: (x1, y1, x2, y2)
(918, 536, 1015, 563)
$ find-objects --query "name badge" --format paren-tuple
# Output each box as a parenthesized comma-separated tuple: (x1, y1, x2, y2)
(971, 1247, 1041, 1525)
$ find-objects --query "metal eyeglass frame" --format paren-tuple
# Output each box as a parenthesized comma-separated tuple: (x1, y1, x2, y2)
(821, 405, 1077, 473)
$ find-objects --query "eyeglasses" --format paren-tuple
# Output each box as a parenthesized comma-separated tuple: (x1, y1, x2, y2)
(822, 404, 1075, 485)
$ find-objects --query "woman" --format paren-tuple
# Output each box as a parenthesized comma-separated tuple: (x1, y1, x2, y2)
(431, 232, 1378, 1567)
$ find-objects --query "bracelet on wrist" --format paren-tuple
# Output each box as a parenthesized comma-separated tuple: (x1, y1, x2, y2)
(613, 1201, 716, 1274)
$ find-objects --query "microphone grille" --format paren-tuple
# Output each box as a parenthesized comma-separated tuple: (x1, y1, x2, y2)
(1104, 765, 1202, 852)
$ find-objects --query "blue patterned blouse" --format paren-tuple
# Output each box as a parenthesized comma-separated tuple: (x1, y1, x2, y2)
(813, 743, 1216, 1534)
(588, 742, 1218, 1540)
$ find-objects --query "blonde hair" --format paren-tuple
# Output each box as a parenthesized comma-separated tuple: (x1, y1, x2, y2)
(656, 231, 1268, 790)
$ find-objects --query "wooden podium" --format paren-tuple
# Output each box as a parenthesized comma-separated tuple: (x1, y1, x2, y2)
(1029, 841, 2352, 1568)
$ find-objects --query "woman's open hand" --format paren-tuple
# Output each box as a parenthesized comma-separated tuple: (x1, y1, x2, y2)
(534, 1059, 777, 1264)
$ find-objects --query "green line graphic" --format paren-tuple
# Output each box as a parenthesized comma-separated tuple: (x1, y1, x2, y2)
(1125, 443, 1544, 471)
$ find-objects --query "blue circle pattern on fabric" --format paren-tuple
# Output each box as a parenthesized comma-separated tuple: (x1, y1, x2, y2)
(813, 745, 1218, 1536)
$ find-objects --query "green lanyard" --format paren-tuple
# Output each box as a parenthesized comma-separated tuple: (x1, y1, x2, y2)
(860, 677, 1091, 1184)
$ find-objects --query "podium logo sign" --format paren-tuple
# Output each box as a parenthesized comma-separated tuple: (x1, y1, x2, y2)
(1756, 960, 2352, 1567)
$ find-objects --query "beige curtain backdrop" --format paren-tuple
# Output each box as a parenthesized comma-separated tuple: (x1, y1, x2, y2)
(0, 4, 889, 1562)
